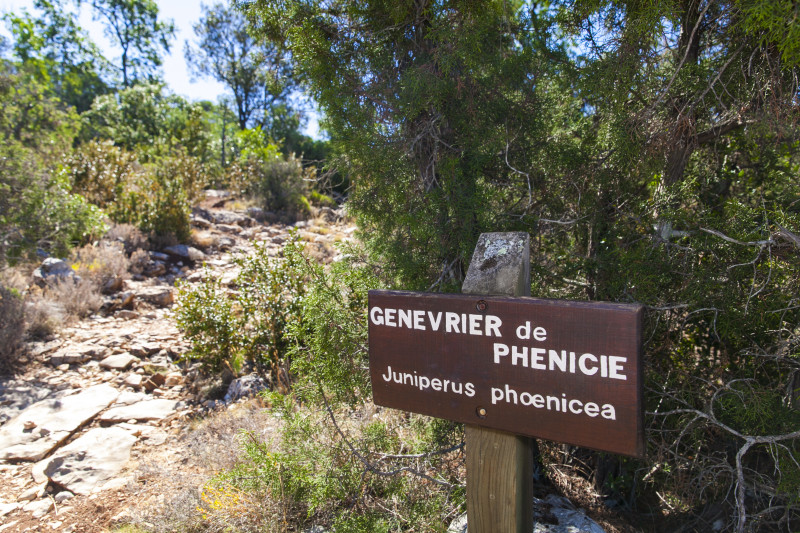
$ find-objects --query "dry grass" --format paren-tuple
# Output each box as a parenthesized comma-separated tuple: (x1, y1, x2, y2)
(70, 241, 130, 290)
(129, 249, 149, 275)
(0, 285, 25, 370)
(24, 297, 65, 340)
(48, 277, 103, 321)
(123, 400, 280, 533)
(106, 223, 149, 254)
(190, 230, 218, 251)
(0, 264, 31, 293)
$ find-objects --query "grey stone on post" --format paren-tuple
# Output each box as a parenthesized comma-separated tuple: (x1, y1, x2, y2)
(462, 232, 530, 297)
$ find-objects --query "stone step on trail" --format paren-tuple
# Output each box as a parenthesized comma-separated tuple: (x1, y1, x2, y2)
(42, 426, 138, 495)
(99, 399, 181, 423)
(0, 384, 119, 462)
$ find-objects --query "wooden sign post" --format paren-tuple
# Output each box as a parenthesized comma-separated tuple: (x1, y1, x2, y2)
(462, 232, 533, 533)
(367, 232, 644, 532)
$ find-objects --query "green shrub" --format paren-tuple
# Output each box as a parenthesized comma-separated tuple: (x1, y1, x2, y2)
(175, 234, 307, 375)
(66, 143, 200, 243)
(309, 190, 337, 208)
(235, 238, 307, 374)
(223, 128, 312, 218)
(244, 154, 310, 217)
(66, 140, 139, 208)
(175, 273, 240, 373)
(193, 241, 464, 532)
(111, 162, 192, 242)
(0, 143, 107, 266)
(283, 240, 384, 406)
(210, 392, 461, 532)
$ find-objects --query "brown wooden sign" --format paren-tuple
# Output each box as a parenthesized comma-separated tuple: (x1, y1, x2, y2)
(368, 290, 645, 457)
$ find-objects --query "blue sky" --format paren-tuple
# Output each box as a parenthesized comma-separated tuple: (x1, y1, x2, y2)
(0, 0, 321, 138)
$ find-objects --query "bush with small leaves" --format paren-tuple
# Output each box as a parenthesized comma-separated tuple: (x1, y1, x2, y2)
(66, 140, 139, 208)
(176, 235, 307, 376)
(175, 273, 240, 373)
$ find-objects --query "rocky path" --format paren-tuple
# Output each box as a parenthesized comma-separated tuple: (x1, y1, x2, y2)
(0, 197, 355, 532)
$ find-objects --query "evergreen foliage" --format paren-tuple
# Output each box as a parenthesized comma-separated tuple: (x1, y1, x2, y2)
(249, 1, 800, 529)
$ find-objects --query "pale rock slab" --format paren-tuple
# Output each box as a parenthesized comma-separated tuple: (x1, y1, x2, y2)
(16, 483, 45, 502)
(133, 285, 174, 307)
(0, 384, 119, 461)
(164, 244, 205, 262)
(224, 374, 268, 403)
(43, 427, 137, 495)
(123, 374, 143, 389)
(163, 372, 184, 387)
(99, 399, 180, 422)
(22, 498, 53, 518)
(129, 341, 162, 357)
(99, 353, 139, 371)
(49, 344, 100, 366)
(32, 258, 75, 287)
(0, 502, 18, 517)
(117, 423, 168, 445)
(113, 391, 149, 406)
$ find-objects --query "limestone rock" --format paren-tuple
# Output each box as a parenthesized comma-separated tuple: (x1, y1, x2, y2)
(224, 374, 268, 403)
(99, 354, 139, 371)
(31, 459, 48, 484)
(191, 215, 212, 229)
(99, 399, 179, 422)
(22, 498, 53, 518)
(54, 491, 74, 503)
(17, 483, 45, 502)
(0, 384, 119, 462)
(246, 206, 265, 221)
(164, 372, 184, 387)
(317, 206, 342, 223)
(113, 391, 148, 406)
(164, 245, 205, 263)
(32, 258, 76, 287)
(102, 276, 125, 294)
(143, 372, 166, 392)
(43, 427, 137, 495)
(134, 286, 173, 307)
(49, 344, 99, 366)
(115, 310, 139, 320)
(0, 383, 58, 424)
(207, 209, 254, 227)
(533, 495, 606, 533)
(0, 502, 18, 517)
(446, 495, 606, 533)
(144, 261, 167, 277)
(129, 341, 161, 357)
(216, 223, 241, 234)
(123, 374, 143, 389)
